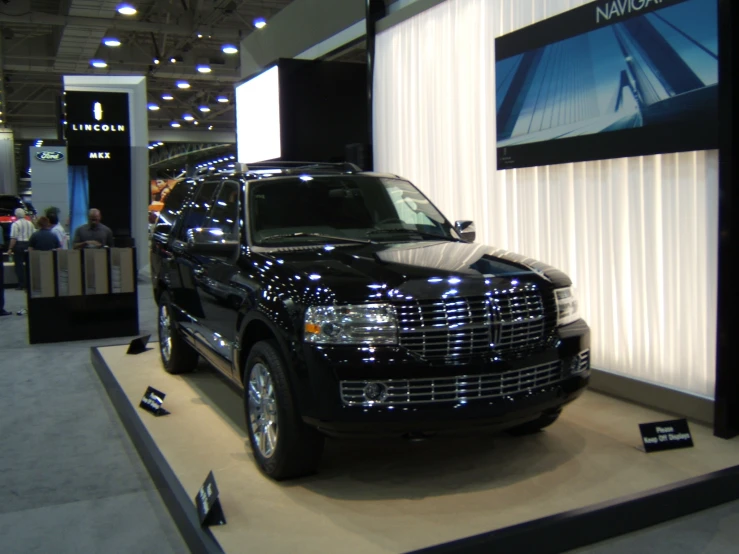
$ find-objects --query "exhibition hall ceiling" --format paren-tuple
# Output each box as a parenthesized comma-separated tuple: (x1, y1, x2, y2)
(0, 0, 294, 133)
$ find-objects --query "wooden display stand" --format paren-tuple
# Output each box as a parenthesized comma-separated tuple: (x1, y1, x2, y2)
(27, 248, 139, 344)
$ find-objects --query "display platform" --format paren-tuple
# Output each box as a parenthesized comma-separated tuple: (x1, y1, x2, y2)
(93, 344, 739, 554)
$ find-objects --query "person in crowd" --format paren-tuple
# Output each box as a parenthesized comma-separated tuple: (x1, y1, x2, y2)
(6, 208, 35, 290)
(73, 208, 114, 249)
(28, 217, 61, 252)
(47, 211, 68, 249)
(0, 230, 10, 316)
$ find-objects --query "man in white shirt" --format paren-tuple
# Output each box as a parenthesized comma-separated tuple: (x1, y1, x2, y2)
(48, 212, 68, 250)
(6, 208, 35, 290)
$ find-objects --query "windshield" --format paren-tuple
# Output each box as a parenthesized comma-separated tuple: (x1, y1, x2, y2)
(249, 176, 457, 245)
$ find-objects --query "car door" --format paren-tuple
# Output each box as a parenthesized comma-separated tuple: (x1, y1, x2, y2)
(168, 179, 221, 338)
(191, 180, 247, 376)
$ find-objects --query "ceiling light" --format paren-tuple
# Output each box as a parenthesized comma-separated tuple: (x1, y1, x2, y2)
(216, 95, 229, 103)
(90, 59, 108, 68)
(183, 114, 194, 121)
(208, 125, 213, 130)
(161, 93, 174, 100)
(153, 58, 160, 65)
(254, 17, 266, 29)
(222, 44, 238, 54)
(176, 81, 190, 89)
(196, 64, 211, 74)
(199, 105, 211, 112)
(193, 121, 199, 125)
(116, 3, 137, 15)
(103, 37, 122, 47)
(148, 146, 154, 150)
(147, 103, 160, 111)
(170, 57, 177, 64)
(171, 121, 181, 128)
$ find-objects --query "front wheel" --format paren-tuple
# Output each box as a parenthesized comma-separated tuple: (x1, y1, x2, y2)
(244, 340, 324, 480)
(158, 292, 199, 374)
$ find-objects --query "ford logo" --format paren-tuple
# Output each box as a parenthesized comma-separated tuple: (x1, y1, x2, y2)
(36, 151, 65, 162)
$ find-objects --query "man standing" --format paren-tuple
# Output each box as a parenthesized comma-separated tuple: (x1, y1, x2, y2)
(0, 229, 10, 316)
(73, 208, 114, 249)
(47, 211, 68, 249)
(6, 208, 35, 290)
(28, 217, 61, 251)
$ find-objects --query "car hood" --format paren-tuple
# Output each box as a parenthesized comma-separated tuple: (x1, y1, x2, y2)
(255, 240, 572, 303)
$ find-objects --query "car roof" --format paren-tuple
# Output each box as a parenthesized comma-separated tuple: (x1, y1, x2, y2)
(193, 162, 403, 182)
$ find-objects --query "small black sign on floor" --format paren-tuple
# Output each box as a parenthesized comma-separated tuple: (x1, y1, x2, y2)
(139, 386, 169, 416)
(639, 418, 694, 453)
(195, 471, 226, 527)
(127, 334, 152, 355)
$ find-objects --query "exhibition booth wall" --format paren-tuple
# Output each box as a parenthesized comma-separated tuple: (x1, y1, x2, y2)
(373, 0, 719, 401)
(62, 76, 149, 274)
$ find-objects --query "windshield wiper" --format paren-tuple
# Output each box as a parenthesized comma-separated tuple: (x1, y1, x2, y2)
(366, 228, 456, 241)
(260, 232, 372, 244)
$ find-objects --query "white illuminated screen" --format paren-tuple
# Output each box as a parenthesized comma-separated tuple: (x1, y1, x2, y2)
(236, 66, 281, 163)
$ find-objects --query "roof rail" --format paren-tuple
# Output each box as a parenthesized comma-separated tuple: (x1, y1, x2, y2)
(193, 161, 362, 178)
(238, 161, 362, 174)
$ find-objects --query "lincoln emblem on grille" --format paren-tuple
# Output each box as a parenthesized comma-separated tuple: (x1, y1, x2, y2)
(396, 286, 549, 361)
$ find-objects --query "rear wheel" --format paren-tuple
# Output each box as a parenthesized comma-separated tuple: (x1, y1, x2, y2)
(244, 340, 324, 480)
(158, 292, 199, 374)
(506, 411, 561, 436)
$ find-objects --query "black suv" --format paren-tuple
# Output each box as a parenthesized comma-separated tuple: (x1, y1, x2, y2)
(150, 163, 590, 480)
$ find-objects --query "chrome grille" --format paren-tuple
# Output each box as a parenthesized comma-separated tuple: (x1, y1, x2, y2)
(340, 360, 564, 406)
(395, 297, 492, 360)
(395, 286, 549, 361)
(491, 287, 546, 354)
(577, 350, 590, 373)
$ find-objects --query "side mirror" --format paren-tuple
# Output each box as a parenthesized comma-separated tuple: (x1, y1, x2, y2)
(455, 220, 476, 243)
(186, 228, 239, 255)
(152, 222, 172, 235)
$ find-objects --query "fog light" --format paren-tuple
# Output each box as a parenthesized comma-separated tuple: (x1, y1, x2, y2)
(363, 382, 387, 403)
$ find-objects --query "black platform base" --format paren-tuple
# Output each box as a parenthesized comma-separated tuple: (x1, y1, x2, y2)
(29, 293, 139, 344)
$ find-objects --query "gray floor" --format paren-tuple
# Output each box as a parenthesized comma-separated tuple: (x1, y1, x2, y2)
(0, 284, 188, 554)
(0, 283, 737, 554)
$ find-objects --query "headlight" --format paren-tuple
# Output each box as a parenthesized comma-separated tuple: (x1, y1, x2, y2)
(304, 304, 398, 345)
(555, 286, 580, 326)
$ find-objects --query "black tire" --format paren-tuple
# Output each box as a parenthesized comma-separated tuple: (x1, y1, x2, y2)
(506, 411, 561, 436)
(244, 340, 324, 480)
(157, 292, 199, 374)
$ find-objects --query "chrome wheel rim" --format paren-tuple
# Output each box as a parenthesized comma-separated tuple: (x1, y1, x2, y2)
(159, 304, 172, 364)
(248, 363, 279, 459)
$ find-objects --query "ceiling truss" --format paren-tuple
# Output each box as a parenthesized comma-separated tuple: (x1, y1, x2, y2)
(0, 0, 293, 133)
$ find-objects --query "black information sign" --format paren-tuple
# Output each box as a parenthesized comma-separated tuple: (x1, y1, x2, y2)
(639, 418, 694, 453)
(127, 334, 151, 355)
(195, 471, 226, 527)
(64, 90, 132, 239)
(139, 386, 169, 416)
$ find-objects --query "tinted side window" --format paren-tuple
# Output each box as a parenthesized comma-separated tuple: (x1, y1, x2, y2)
(206, 181, 240, 240)
(153, 181, 192, 237)
(177, 181, 220, 241)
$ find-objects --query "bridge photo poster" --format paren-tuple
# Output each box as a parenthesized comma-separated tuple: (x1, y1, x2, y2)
(495, 0, 719, 169)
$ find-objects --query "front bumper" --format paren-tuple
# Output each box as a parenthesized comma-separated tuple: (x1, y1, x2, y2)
(295, 320, 590, 437)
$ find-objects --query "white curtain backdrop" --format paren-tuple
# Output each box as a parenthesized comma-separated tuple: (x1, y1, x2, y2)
(373, 0, 719, 398)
